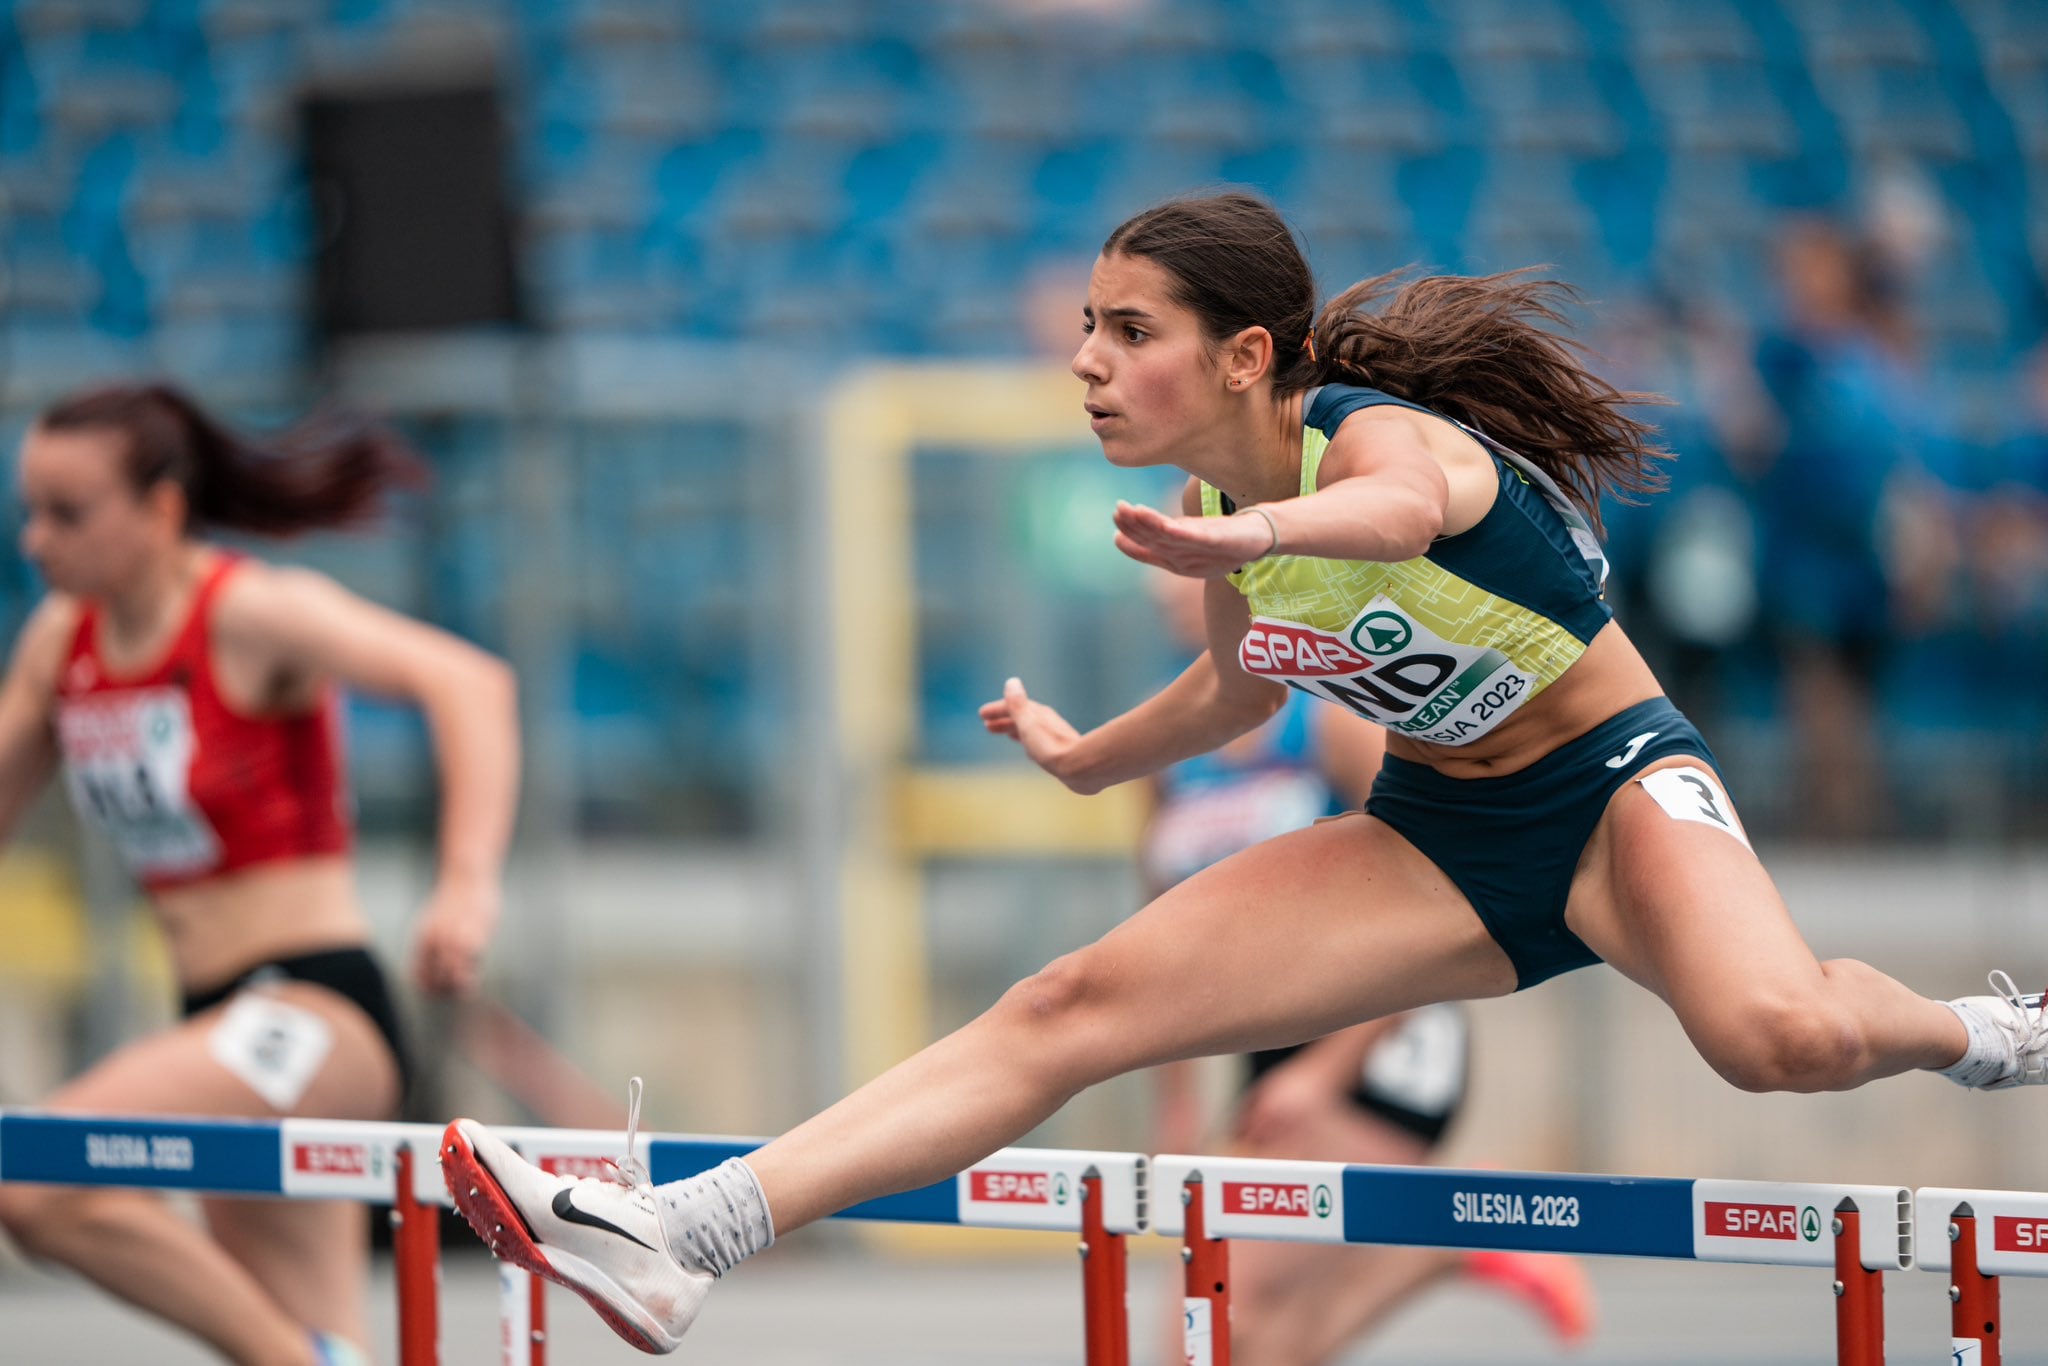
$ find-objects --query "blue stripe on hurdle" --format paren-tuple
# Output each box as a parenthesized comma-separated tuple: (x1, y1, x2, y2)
(0, 1113, 283, 1195)
(1342, 1166, 1697, 1259)
(647, 1138, 960, 1225)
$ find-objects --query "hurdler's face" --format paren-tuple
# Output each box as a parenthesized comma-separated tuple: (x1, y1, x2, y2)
(1070, 252, 1228, 470)
(17, 426, 170, 598)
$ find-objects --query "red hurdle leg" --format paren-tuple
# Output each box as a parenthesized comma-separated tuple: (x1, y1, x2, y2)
(1079, 1170, 1129, 1366)
(1181, 1174, 1231, 1366)
(1950, 1205, 2001, 1365)
(1831, 1198, 1883, 1366)
(393, 1142, 442, 1366)
(530, 1273, 547, 1366)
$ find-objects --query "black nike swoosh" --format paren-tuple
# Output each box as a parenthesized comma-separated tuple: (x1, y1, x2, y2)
(552, 1186, 659, 1252)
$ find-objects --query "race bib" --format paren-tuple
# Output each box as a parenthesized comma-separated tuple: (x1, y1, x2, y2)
(207, 991, 335, 1111)
(1360, 1004, 1469, 1115)
(58, 689, 222, 878)
(1238, 597, 1534, 746)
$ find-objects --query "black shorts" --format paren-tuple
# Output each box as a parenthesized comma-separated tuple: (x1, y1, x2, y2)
(181, 946, 413, 1102)
(1246, 1004, 1471, 1146)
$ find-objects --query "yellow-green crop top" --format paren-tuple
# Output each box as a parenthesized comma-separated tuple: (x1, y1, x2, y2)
(1201, 384, 1612, 747)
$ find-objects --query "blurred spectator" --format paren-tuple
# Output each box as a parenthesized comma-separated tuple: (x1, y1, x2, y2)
(1967, 343, 2048, 740)
(1734, 216, 1929, 839)
(1592, 290, 1764, 723)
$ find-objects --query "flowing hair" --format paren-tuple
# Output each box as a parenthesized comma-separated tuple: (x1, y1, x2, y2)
(1308, 269, 1667, 527)
(38, 382, 427, 536)
(1104, 192, 1671, 531)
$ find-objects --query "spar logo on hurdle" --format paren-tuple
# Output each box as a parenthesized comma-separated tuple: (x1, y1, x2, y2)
(1223, 1181, 1334, 1220)
(538, 1155, 616, 1181)
(1993, 1216, 2048, 1252)
(969, 1170, 1070, 1205)
(1705, 1201, 1822, 1242)
(291, 1141, 383, 1180)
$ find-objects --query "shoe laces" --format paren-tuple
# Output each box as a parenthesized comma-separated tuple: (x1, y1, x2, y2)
(603, 1075, 650, 1190)
(1989, 970, 2048, 1055)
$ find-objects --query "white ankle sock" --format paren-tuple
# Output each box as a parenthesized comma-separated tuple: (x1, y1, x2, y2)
(656, 1157, 775, 1277)
(1939, 1000, 2014, 1089)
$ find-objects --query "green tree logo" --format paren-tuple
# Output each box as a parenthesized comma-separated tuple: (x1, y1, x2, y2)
(1349, 610, 1412, 656)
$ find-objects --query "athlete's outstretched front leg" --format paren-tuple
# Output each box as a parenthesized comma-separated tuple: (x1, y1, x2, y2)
(442, 813, 1515, 1352)
(745, 813, 1513, 1230)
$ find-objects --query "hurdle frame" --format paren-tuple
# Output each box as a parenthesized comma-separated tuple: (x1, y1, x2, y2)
(1152, 1154, 1910, 1366)
(1912, 1186, 2048, 1365)
(38, 1105, 2048, 1364)
(0, 1110, 1146, 1366)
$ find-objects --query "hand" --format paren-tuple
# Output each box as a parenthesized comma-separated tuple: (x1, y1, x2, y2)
(410, 875, 501, 998)
(1111, 500, 1274, 578)
(979, 676, 1090, 790)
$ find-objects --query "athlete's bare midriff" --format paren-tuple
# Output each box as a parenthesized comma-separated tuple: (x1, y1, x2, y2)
(152, 854, 371, 992)
(1382, 622, 1662, 779)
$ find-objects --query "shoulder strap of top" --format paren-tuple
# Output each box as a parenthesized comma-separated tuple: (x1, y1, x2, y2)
(197, 550, 243, 606)
(178, 551, 244, 651)
(1199, 482, 1224, 518)
(65, 597, 98, 669)
(1299, 426, 1328, 497)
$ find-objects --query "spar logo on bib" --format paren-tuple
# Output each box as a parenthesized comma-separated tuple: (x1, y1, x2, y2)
(1239, 598, 1534, 747)
(1240, 620, 1368, 678)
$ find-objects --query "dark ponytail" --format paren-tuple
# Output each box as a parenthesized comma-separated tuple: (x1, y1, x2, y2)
(1104, 191, 1670, 531)
(1309, 270, 1668, 529)
(38, 382, 427, 536)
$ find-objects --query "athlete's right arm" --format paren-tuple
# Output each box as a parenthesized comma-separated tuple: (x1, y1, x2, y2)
(980, 481, 1286, 794)
(0, 599, 75, 840)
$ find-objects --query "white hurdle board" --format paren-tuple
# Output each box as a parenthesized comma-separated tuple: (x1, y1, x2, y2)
(1152, 1155, 1910, 1270)
(0, 1111, 1148, 1235)
(1915, 1187, 2048, 1277)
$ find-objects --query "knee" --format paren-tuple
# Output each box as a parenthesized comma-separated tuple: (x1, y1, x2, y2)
(1702, 996, 1864, 1094)
(995, 950, 1100, 1034)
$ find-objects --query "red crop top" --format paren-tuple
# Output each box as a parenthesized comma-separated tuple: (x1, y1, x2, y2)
(52, 554, 353, 891)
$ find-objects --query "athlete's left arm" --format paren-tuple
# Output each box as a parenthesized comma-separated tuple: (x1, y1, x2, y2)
(1111, 407, 1490, 575)
(217, 566, 519, 996)
(1271, 405, 1498, 560)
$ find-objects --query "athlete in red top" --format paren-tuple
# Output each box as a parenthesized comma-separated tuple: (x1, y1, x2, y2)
(0, 382, 519, 1366)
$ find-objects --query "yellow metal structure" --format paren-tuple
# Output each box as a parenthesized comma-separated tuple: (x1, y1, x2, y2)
(820, 364, 1149, 1096)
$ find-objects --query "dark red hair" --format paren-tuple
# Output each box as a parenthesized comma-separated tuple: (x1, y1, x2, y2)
(38, 382, 426, 536)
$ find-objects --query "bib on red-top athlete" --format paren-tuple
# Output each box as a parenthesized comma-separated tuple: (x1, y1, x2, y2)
(0, 382, 518, 1366)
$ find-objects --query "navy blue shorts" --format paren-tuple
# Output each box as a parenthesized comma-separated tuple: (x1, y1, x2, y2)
(1365, 696, 1722, 990)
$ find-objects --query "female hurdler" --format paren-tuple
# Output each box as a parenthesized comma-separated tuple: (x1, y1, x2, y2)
(0, 383, 519, 1365)
(440, 191, 2045, 1354)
